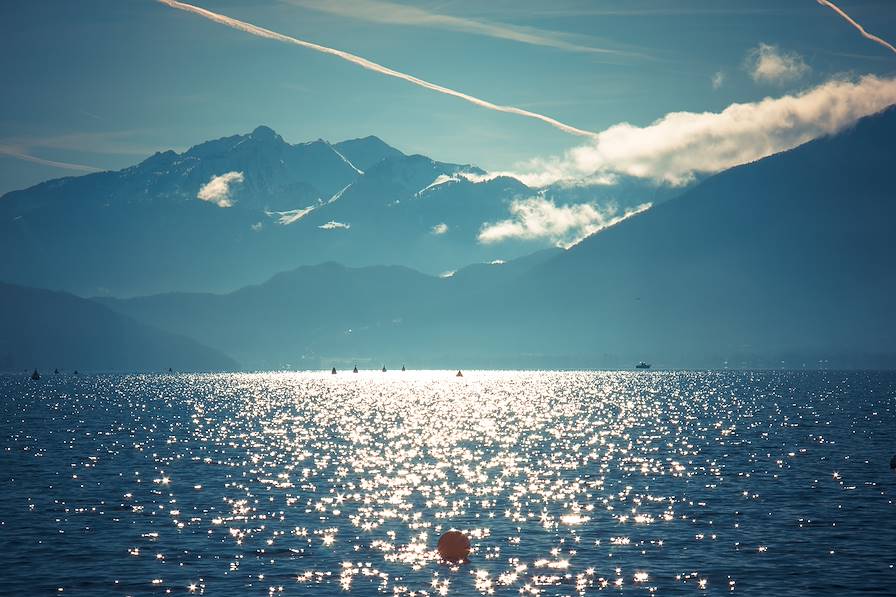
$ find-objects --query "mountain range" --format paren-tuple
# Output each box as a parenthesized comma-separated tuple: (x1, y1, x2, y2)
(3, 106, 895, 371)
(0, 126, 671, 297)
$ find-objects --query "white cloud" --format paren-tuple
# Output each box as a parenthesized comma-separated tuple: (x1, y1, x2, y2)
(478, 197, 651, 248)
(504, 75, 896, 186)
(197, 171, 243, 207)
(318, 220, 351, 230)
(712, 70, 725, 90)
(431, 222, 449, 235)
(747, 43, 809, 84)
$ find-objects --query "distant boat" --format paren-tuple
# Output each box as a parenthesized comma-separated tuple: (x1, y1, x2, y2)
(331, 367, 337, 375)
(635, 362, 651, 369)
(54, 368, 59, 375)
(382, 365, 387, 372)
(73, 370, 79, 375)
(401, 365, 406, 372)
(456, 370, 463, 377)
(30, 369, 40, 380)
(168, 367, 173, 373)
(353, 365, 358, 373)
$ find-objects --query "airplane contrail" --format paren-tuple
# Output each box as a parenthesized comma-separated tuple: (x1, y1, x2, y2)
(157, 0, 597, 138)
(816, 0, 896, 55)
(0, 146, 102, 172)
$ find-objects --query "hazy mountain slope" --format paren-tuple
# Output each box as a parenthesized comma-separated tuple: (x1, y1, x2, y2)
(448, 248, 564, 291)
(97, 263, 445, 369)
(460, 105, 896, 367)
(0, 282, 238, 372)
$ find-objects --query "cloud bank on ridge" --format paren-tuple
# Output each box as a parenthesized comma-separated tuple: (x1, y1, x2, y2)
(503, 75, 896, 187)
(478, 197, 651, 248)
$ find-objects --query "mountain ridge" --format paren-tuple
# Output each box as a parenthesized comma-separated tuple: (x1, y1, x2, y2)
(2, 125, 664, 297)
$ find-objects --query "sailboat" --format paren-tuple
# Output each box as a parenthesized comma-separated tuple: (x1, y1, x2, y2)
(381, 365, 387, 372)
(31, 369, 40, 380)
(401, 365, 406, 372)
(456, 370, 463, 377)
(331, 367, 337, 374)
(353, 365, 358, 373)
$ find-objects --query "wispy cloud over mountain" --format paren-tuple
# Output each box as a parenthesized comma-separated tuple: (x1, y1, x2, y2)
(197, 171, 244, 207)
(478, 197, 650, 248)
(504, 75, 896, 186)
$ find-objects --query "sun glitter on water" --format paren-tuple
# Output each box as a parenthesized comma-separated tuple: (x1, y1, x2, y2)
(1, 370, 895, 594)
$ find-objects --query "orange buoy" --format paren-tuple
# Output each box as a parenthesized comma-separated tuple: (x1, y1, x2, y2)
(437, 530, 470, 562)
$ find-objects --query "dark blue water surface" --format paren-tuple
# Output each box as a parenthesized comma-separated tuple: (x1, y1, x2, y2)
(1, 371, 894, 595)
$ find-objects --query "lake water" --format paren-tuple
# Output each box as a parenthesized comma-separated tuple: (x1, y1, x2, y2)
(1, 371, 894, 595)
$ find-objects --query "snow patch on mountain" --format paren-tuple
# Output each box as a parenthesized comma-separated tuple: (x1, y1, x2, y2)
(329, 145, 364, 175)
(327, 183, 352, 204)
(457, 171, 502, 184)
(319, 221, 350, 230)
(269, 205, 317, 225)
(416, 174, 459, 196)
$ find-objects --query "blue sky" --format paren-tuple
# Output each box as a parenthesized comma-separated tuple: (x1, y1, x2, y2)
(1, 0, 895, 195)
